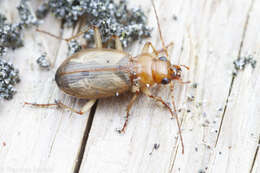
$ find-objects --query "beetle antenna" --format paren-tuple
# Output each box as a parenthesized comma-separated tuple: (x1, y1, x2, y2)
(180, 65, 190, 70)
(170, 82, 184, 154)
(36, 28, 68, 42)
(36, 25, 93, 42)
(151, 0, 169, 58)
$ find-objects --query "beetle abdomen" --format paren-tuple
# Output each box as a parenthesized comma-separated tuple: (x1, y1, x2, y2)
(55, 49, 132, 99)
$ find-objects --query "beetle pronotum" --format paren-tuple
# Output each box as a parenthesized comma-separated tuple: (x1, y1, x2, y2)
(25, 0, 189, 154)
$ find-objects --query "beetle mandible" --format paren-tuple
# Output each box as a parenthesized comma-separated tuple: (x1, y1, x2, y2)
(25, 0, 189, 154)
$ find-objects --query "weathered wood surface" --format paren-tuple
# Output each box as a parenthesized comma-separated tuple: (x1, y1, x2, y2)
(0, 0, 259, 173)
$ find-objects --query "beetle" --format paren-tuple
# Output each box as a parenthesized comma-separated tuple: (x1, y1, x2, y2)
(25, 0, 189, 154)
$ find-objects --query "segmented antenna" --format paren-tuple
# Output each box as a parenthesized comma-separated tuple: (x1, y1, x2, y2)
(170, 83, 184, 154)
(151, 0, 185, 154)
(36, 25, 93, 42)
(151, 0, 168, 58)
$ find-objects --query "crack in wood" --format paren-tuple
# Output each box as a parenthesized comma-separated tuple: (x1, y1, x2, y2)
(237, 0, 255, 57)
(47, 21, 81, 158)
(214, 0, 255, 147)
(249, 135, 260, 173)
(73, 100, 98, 173)
(71, 19, 100, 173)
(214, 76, 234, 147)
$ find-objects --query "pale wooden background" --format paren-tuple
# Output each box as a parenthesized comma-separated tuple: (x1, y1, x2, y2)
(0, 0, 259, 173)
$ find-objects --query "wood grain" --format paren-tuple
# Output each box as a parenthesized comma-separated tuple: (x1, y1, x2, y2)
(0, 0, 259, 173)
(0, 1, 92, 173)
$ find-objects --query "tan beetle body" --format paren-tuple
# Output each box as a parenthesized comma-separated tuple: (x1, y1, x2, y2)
(55, 47, 182, 100)
(26, 0, 188, 154)
(55, 49, 132, 99)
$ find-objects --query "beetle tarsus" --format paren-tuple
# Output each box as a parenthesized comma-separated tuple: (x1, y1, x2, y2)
(143, 87, 185, 154)
(25, 100, 85, 115)
(24, 102, 56, 107)
(118, 114, 129, 134)
(178, 80, 191, 84)
(117, 92, 139, 134)
(117, 128, 125, 134)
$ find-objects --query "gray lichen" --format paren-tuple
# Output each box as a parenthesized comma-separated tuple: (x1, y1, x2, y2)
(0, 15, 22, 100)
(0, 59, 20, 100)
(0, 0, 39, 49)
(0, 46, 8, 57)
(36, 2, 49, 19)
(36, 52, 51, 69)
(0, 13, 24, 49)
(17, 0, 39, 27)
(233, 55, 257, 76)
(0, 0, 39, 100)
(67, 39, 82, 56)
(36, 0, 151, 48)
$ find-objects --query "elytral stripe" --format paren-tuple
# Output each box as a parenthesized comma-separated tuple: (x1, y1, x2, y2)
(60, 66, 131, 76)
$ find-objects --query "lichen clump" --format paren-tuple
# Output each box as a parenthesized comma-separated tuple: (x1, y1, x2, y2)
(17, 0, 39, 27)
(36, 0, 151, 48)
(0, 59, 20, 100)
(67, 40, 82, 56)
(0, 0, 38, 100)
(36, 52, 50, 69)
(0, 13, 22, 100)
(0, 14, 24, 50)
(233, 55, 257, 76)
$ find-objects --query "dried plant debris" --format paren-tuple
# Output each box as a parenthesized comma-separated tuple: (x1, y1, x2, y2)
(233, 55, 257, 76)
(36, 0, 151, 47)
(0, 59, 20, 100)
(36, 52, 50, 69)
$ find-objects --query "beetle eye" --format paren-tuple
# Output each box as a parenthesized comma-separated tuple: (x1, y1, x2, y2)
(161, 78, 170, 85)
(159, 56, 167, 61)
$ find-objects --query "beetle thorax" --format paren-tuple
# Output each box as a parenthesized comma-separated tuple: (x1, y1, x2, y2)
(135, 53, 171, 87)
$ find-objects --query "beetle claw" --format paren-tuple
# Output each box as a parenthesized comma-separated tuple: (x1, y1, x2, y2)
(116, 128, 125, 134)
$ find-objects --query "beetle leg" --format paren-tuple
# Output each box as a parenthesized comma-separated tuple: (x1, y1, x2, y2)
(142, 42, 159, 56)
(142, 41, 174, 58)
(92, 26, 102, 48)
(36, 26, 112, 49)
(156, 42, 174, 55)
(24, 100, 89, 115)
(106, 35, 123, 51)
(36, 28, 66, 41)
(54, 100, 85, 114)
(141, 87, 184, 154)
(36, 27, 91, 42)
(118, 92, 139, 133)
(177, 80, 191, 84)
(36, 26, 102, 46)
(80, 99, 96, 114)
(114, 36, 123, 51)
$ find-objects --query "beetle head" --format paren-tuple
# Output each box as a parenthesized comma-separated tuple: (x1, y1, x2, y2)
(169, 64, 189, 81)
